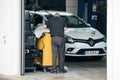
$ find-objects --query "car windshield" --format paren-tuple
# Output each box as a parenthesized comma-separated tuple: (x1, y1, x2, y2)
(61, 15, 89, 28)
(45, 15, 89, 28)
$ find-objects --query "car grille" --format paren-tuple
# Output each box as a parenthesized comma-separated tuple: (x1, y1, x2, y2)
(73, 38, 104, 47)
(76, 48, 105, 55)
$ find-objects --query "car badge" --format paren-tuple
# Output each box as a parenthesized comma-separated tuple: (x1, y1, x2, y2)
(88, 38, 94, 46)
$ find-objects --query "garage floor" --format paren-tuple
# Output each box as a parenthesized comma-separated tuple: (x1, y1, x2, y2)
(24, 57, 106, 80)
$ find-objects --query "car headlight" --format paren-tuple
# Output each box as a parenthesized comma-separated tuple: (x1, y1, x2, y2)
(65, 35, 75, 43)
(67, 37, 74, 43)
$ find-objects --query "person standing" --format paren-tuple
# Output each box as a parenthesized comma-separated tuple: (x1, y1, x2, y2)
(43, 13, 67, 73)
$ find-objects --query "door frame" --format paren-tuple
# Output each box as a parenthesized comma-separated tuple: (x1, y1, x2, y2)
(21, 0, 25, 75)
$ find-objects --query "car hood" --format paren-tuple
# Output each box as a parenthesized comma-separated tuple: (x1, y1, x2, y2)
(65, 27, 104, 39)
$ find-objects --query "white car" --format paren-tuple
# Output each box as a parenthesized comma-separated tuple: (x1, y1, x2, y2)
(25, 10, 107, 60)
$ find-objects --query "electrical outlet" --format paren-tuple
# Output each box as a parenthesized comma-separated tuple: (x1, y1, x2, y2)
(3, 36, 6, 44)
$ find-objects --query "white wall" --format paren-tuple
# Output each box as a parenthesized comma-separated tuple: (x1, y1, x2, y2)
(108, 0, 120, 80)
(0, 0, 21, 75)
(111, 0, 120, 80)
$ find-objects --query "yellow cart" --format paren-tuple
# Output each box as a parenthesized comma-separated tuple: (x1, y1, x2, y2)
(36, 33, 53, 71)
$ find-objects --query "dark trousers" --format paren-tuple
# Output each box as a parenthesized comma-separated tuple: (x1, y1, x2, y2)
(51, 36, 65, 70)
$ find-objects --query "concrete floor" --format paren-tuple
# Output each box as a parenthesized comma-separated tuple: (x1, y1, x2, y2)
(0, 57, 106, 80)
(0, 74, 35, 80)
(24, 57, 107, 80)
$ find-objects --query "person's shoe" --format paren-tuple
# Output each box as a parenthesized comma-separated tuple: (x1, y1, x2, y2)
(50, 68, 57, 74)
(59, 69, 67, 73)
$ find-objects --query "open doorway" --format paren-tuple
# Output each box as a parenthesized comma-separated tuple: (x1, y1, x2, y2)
(22, 1, 107, 80)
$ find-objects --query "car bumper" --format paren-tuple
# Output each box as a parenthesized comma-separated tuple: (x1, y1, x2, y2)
(65, 41, 106, 56)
